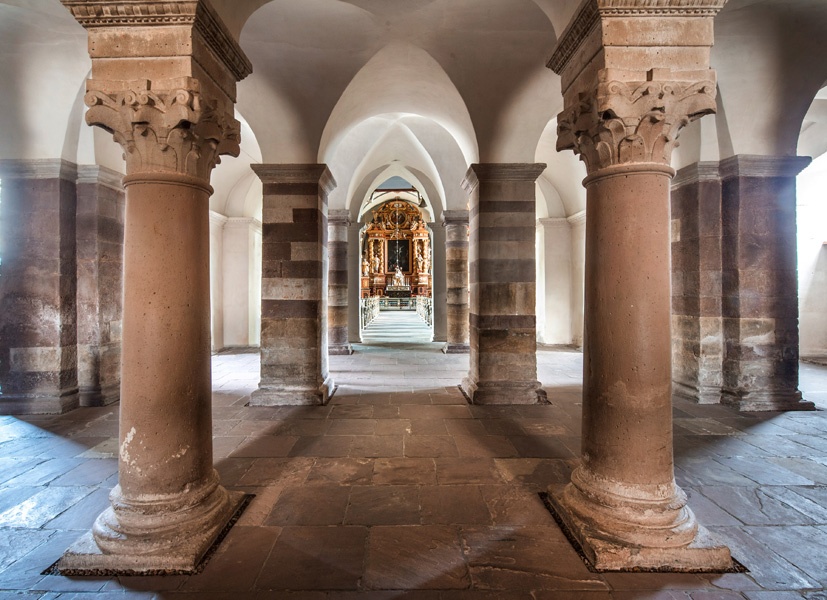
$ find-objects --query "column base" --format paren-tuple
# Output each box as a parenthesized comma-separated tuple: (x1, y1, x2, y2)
(250, 376, 334, 406)
(0, 390, 79, 415)
(328, 343, 353, 355)
(58, 480, 245, 575)
(672, 381, 723, 405)
(79, 383, 120, 408)
(721, 389, 815, 412)
(442, 343, 470, 354)
(460, 378, 546, 405)
(546, 482, 733, 572)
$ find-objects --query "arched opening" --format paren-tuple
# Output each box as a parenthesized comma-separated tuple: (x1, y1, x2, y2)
(358, 184, 435, 344)
(797, 84, 827, 365)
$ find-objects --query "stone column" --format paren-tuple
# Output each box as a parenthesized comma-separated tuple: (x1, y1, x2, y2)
(0, 160, 79, 415)
(671, 163, 725, 404)
(251, 165, 335, 405)
(58, 0, 252, 573)
(442, 209, 470, 353)
(76, 165, 125, 407)
(461, 165, 545, 404)
(720, 155, 814, 411)
(328, 209, 353, 355)
(545, 0, 732, 570)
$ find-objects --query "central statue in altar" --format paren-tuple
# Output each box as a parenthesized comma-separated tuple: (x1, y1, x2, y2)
(392, 266, 406, 286)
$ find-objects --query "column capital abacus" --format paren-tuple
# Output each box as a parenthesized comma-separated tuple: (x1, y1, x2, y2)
(85, 77, 240, 182)
(441, 209, 469, 227)
(328, 209, 352, 227)
(556, 68, 717, 174)
(548, 0, 726, 176)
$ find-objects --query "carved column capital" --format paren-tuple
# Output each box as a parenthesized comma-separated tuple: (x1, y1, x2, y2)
(557, 69, 717, 173)
(85, 77, 240, 181)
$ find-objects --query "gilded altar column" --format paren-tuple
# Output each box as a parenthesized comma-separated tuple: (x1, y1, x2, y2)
(58, 0, 252, 573)
(328, 209, 353, 355)
(461, 164, 545, 404)
(251, 165, 335, 405)
(545, 0, 733, 570)
(442, 209, 470, 353)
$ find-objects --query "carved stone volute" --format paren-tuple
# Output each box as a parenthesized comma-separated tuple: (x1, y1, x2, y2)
(556, 68, 717, 173)
(85, 77, 240, 181)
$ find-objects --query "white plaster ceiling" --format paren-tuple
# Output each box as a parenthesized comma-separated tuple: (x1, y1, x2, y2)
(3, 0, 827, 223)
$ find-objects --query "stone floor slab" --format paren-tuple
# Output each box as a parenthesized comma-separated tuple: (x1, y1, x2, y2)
(364, 525, 470, 590)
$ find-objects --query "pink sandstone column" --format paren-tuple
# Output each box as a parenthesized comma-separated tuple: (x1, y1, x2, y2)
(58, 0, 252, 573)
(545, 0, 733, 570)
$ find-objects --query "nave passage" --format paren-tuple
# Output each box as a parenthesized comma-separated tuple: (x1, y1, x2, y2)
(2, 342, 826, 595)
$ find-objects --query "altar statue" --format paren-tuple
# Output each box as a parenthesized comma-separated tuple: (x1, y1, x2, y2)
(392, 266, 405, 286)
(362, 257, 370, 276)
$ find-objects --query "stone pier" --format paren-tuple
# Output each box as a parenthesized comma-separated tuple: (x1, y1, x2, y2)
(0, 160, 79, 415)
(251, 164, 335, 405)
(545, 0, 733, 571)
(442, 209, 470, 354)
(719, 155, 814, 411)
(328, 209, 353, 355)
(461, 164, 545, 405)
(671, 162, 725, 404)
(57, 0, 252, 573)
(76, 165, 125, 407)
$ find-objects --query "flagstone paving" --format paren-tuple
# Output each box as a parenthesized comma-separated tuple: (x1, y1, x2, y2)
(1, 311, 826, 598)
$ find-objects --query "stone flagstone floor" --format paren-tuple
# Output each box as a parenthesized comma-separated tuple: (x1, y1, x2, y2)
(1, 311, 827, 598)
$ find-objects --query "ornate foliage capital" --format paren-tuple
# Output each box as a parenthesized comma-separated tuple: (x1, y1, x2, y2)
(557, 69, 717, 173)
(84, 77, 240, 181)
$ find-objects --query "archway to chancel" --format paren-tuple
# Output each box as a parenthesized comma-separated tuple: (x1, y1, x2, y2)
(357, 181, 435, 345)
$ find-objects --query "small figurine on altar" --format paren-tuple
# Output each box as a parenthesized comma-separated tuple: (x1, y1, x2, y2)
(371, 253, 381, 273)
(415, 247, 426, 273)
(392, 266, 405, 286)
(362, 257, 370, 276)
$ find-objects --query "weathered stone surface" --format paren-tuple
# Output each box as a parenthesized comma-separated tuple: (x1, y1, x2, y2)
(442, 209, 470, 354)
(672, 163, 725, 405)
(75, 166, 125, 408)
(252, 164, 335, 406)
(258, 526, 367, 590)
(364, 525, 470, 589)
(461, 164, 545, 405)
(718, 156, 815, 412)
(56, 0, 252, 573)
(0, 161, 79, 415)
(328, 209, 353, 355)
(546, 0, 732, 572)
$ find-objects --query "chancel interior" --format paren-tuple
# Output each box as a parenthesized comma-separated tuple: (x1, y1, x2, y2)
(1, 0, 827, 597)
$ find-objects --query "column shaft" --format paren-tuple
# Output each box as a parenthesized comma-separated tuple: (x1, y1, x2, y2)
(582, 167, 674, 486)
(328, 210, 353, 355)
(0, 160, 79, 415)
(461, 164, 545, 404)
(442, 210, 469, 353)
(252, 165, 335, 405)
